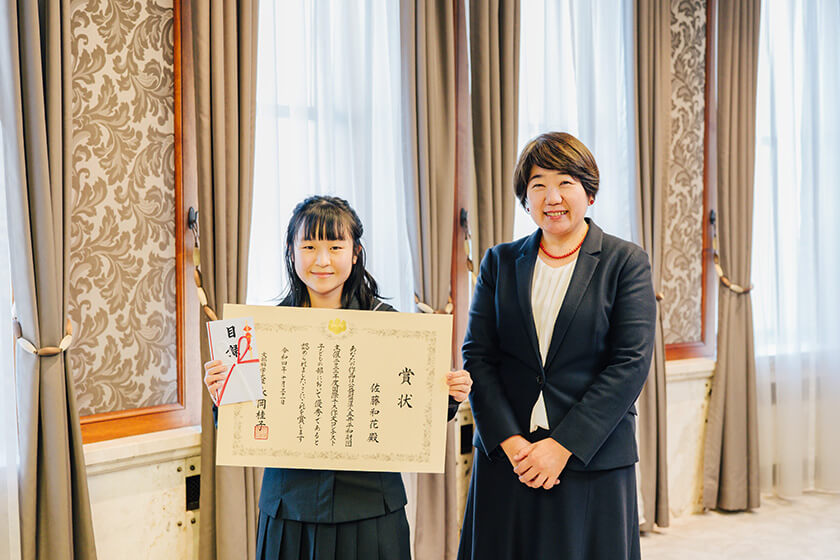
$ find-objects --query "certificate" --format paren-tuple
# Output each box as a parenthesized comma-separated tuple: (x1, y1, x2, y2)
(216, 304, 453, 473)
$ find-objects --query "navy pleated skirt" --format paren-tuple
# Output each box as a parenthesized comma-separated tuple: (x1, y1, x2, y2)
(256, 507, 411, 560)
(458, 448, 640, 560)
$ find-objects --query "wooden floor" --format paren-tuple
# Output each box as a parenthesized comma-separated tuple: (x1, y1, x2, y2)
(640, 492, 840, 559)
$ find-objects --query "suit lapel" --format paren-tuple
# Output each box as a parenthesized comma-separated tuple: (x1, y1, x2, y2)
(544, 221, 603, 369)
(515, 231, 542, 368)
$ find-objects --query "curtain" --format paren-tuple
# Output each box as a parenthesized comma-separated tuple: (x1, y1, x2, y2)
(246, 0, 414, 314)
(702, 0, 762, 512)
(0, 1, 97, 559)
(188, 2, 262, 559)
(633, 0, 671, 531)
(515, 0, 637, 244)
(0, 105, 21, 560)
(400, 1, 458, 557)
(752, 0, 840, 496)
(469, 0, 520, 259)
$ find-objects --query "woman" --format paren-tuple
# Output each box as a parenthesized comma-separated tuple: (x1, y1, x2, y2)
(458, 133, 655, 559)
(204, 196, 472, 560)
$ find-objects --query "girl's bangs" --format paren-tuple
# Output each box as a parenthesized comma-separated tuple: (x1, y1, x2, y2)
(298, 206, 348, 241)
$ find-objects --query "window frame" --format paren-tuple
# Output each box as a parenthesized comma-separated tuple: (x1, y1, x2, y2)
(80, 1, 201, 443)
(664, 0, 717, 361)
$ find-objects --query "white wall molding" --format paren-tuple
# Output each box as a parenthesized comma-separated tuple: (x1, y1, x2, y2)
(666, 357, 715, 383)
(84, 425, 201, 476)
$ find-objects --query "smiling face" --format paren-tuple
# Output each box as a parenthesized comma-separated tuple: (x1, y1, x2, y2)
(525, 166, 593, 244)
(293, 229, 357, 308)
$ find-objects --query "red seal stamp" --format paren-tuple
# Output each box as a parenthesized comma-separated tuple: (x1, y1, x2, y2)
(254, 425, 269, 440)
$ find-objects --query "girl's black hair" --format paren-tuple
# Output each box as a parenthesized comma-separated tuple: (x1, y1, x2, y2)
(284, 195, 381, 309)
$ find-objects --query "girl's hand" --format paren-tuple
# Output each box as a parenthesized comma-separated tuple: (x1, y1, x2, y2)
(203, 359, 229, 404)
(446, 369, 472, 402)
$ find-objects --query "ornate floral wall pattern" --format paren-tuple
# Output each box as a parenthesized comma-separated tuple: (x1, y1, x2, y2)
(69, 0, 176, 416)
(662, 0, 706, 344)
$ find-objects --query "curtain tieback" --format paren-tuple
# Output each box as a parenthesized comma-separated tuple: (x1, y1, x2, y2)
(13, 316, 73, 356)
(710, 211, 753, 295)
(188, 207, 219, 321)
(414, 294, 454, 314)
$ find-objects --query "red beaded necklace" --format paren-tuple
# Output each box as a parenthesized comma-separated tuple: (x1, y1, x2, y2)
(539, 225, 589, 260)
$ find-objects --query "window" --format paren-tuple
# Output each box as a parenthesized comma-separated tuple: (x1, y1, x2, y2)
(514, 0, 637, 243)
(248, 1, 414, 313)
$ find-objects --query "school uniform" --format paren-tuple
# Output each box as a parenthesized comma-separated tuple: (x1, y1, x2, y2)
(457, 220, 656, 560)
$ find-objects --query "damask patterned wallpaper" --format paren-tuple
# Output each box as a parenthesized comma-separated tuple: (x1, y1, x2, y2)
(68, 0, 176, 416)
(662, 0, 706, 344)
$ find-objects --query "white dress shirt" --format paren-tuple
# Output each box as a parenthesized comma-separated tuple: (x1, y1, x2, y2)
(529, 255, 577, 432)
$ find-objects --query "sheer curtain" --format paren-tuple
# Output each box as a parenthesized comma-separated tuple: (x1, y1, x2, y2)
(752, 0, 840, 496)
(1, 123, 22, 560)
(248, 0, 414, 314)
(515, 0, 637, 243)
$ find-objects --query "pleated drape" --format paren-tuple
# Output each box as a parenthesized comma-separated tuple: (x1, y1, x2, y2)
(186, 1, 262, 558)
(632, 0, 671, 532)
(399, 1, 459, 557)
(0, 1, 97, 558)
(702, 0, 761, 512)
(469, 0, 520, 259)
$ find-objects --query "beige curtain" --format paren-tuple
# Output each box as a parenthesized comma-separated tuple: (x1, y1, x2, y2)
(0, 1, 97, 559)
(187, 1, 261, 558)
(469, 0, 520, 257)
(399, 1, 458, 558)
(702, 0, 761, 512)
(633, 0, 671, 532)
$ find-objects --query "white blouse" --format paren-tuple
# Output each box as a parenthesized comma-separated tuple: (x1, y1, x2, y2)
(528, 255, 577, 432)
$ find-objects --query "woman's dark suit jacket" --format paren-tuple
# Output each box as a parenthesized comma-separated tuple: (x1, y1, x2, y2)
(463, 219, 656, 470)
(216, 296, 460, 525)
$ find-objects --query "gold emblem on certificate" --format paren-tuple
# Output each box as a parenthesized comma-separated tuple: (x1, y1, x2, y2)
(215, 304, 453, 473)
(328, 318, 347, 335)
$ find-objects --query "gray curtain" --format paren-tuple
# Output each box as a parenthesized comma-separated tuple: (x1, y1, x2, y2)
(702, 0, 761, 512)
(399, 1, 459, 558)
(187, 1, 261, 558)
(0, 1, 97, 559)
(633, 0, 671, 532)
(469, 0, 520, 257)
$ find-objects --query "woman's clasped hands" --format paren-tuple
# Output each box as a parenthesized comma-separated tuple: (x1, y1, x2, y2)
(501, 434, 572, 490)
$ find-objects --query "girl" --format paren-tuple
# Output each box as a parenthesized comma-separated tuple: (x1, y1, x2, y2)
(204, 195, 471, 560)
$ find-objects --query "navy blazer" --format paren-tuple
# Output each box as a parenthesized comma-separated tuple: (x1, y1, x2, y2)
(245, 295, 460, 523)
(463, 219, 656, 471)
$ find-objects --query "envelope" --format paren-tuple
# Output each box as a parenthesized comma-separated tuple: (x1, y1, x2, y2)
(206, 317, 263, 406)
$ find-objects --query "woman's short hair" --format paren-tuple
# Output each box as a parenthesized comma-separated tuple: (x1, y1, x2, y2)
(513, 132, 600, 207)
